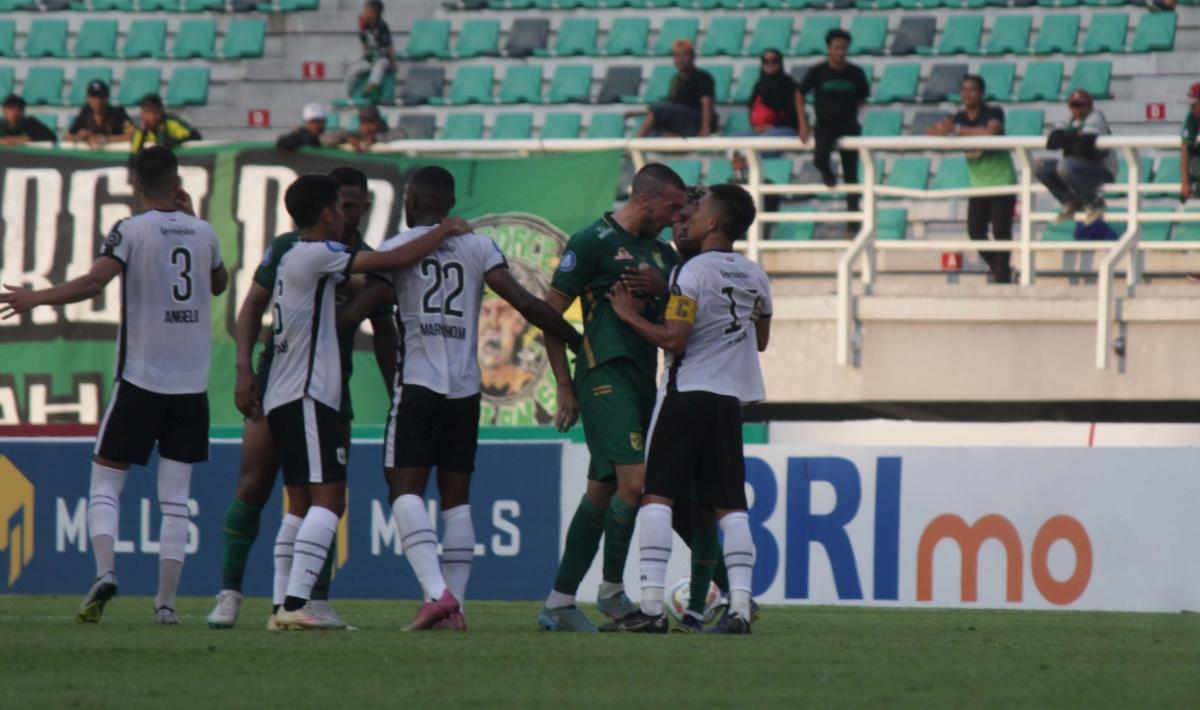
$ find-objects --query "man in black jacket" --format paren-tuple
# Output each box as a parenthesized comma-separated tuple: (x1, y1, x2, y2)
(276, 103, 328, 151)
(0, 94, 56, 144)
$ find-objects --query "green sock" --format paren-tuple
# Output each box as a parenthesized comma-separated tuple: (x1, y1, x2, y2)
(552, 496, 606, 595)
(688, 524, 721, 616)
(311, 531, 336, 601)
(220, 498, 263, 592)
(602, 496, 638, 585)
(713, 556, 730, 596)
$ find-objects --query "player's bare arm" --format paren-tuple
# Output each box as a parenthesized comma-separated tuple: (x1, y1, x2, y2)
(619, 265, 668, 297)
(543, 288, 578, 432)
(211, 262, 230, 296)
(337, 276, 391, 331)
(369, 311, 397, 396)
(234, 281, 272, 417)
(486, 267, 582, 350)
(0, 256, 122, 319)
(349, 217, 470, 274)
(607, 281, 693, 354)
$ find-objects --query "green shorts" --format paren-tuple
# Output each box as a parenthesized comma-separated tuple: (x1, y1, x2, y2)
(575, 357, 657, 481)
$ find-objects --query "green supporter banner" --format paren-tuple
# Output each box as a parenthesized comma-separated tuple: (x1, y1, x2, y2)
(0, 144, 623, 432)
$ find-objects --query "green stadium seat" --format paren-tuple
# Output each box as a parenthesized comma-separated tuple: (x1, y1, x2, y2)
(140, 0, 180, 9)
(877, 208, 909, 240)
(732, 65, 760, 104)
(542, 112, 582, 139)
(654, 18, 699, 57)
(873, 64, 920, 103)
(404, 19, 451, 59)
(1138, 207, 1172, 242)
(74, 20, 118, 59)
(25, 19, 68, 59)
(795, 16, 840, 56)
(1130, 13, 1175, 53)
(68, 67, 113, 107)
(1034, 14, 1080, 55)
(978, 62, 1015, 101)
(22, 67, 64, 106)
(706, 64, 733, 104)
(546, 65, 592, 104)
(601, 0, 645, 7)
(75, 0, 134, 9)
(341, 68, 396, 106)
(1066, 60, 1111, 99)
(183, 0, 224, 10)
(442, 113, 485, 140)
(605, 17, 650, 56)
(1082, 0, 1126, 4)
(1107, 156, 1154, 198)
(1017, 61, 1063, 102)
(31, 113, 57, 135)
(697, 0, 741, 7)
(884, 157, 930, 197)
(773, 206, 817, 241)
(746, 17, 793, 58)
(1005, 108, 1044, 136)
(930, 156, 971, 190)
(456, 20, 501, 58)
(931, 15, 983, 55)
(165, 67, 209, 106)
(557, 0, 600, 8)
(433, 66, 494, 105)
(0, 67, 13, 98)
(699, 16, 745, 57)
(0, 21, 15, 59)
(642, 65, 676, 103)
(117, 67, 160, 106)
(491, 112, 533, 139)
(586, 112, 627, 138)
(1081, 13, 1127, 54)
(986, 15, 1032, 55)
(723, 110, 751, 135)
(863, 110, 903, 136)
(0, 0, 35, 7)
(1041, 221, 1075, 242)
(257, 0, 319, 10)
(173, 20, 216, 60)
(123, 20, 167, 60)
(707, 159, 735, 185)
(848, 16, 887, 56)
(497, 66, 543, 104)
(1172, 208, 1200, 242)
(763, 158, 793, 184)
(551, 18, 598, 57)
(1149, 157, 1180, 197)
(665, 159, 703, 186)
(223, 19, 267, 60)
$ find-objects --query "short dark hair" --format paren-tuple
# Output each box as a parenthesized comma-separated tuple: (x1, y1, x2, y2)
(826, 29, 851, 47)
(708, 183, 757, 241)
(139, 93, 165, 110)
(365, 0, 383, 12)
(962, 74, 986, 94)
(408, 165, 456, 215)
(285, 174, 340, 229)
(2, 94, 24, 110)
(134, 145, 178, 196)
(328, 166, 368, 191)
(631, 162, 686, 199)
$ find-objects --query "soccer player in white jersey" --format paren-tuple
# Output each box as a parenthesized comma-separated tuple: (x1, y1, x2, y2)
(248, 174, 470, 630)
(601, 184, 772, 635)
(0, 146, 230, 625)
(341, 166, 583, 630)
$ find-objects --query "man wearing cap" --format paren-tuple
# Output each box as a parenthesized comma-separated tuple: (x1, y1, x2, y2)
(67, 80, 133, 147)
(346, 105, 389, 152)
(1181, 82, 1200, 203)
(275, 103, 329, 151)
(1036, 89, 1118, 225)
(0, 94, 56, 145)
(131, 94, 201, 156)
(635, 39, 716, 138)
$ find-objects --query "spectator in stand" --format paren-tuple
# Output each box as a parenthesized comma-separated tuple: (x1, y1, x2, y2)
(1148, 0, 1177, 10)
(635, 39, 716, 138)
(797, 29, 871, 228)
(744, 48, 804, 140)
(131, 94, 201, 156)
(927, 75, 1016, 283)
(1037, 89, 1118, 225)
(1181, 82, 1200, 203)
(276, 103, 330, 151)
(0, 94, 57, 144)
(344, 0, 394, 103)
(345, 105, 390, 152)
(66, 80, 133, 147)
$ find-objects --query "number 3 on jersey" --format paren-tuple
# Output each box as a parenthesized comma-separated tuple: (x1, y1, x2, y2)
(420, 258, 465, 317)
(170, 246, 192, 302)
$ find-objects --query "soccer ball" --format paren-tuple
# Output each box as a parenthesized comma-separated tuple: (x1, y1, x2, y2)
(666, 576, 724, 624)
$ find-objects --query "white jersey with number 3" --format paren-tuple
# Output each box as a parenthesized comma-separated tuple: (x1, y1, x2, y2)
(375, 224, 507, 398)
(663, 250, 773, 404)
(100, 209, 223, 395)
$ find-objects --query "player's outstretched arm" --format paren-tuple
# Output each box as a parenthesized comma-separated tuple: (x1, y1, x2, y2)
(607, 281, 693, 354)
(234, 282, 272, 417)
(486, 267, 583, 350)
(0, 257, 122, 320)
(541, 288, 578, 432)
(349, 217, 471, 275)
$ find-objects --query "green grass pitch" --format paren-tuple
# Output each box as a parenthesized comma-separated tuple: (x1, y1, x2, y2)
(1, 596, 1198, 708)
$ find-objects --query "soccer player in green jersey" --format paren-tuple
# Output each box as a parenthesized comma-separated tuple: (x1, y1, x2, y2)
(538, 164, 686, 631)
(206, 167, 397, 630)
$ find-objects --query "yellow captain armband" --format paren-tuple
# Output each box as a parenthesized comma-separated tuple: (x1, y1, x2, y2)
(665, 294, 697, 323)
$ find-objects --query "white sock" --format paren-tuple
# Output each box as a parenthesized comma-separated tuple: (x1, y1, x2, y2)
(440, 505, 474, 608)
(719, 512, 756, 620)
(87, 462, 127, 578)
(272, 513, 302, 606)
(637, 503, 673, 616)
(598, 581, 624, 600)
(393, 494, 447, 601)
(545, 590, 575, 609)
(155, 458, 191, 610)
(285, 506, 339, 604)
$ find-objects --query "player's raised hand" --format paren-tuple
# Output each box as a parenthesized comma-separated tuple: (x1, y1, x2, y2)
(234, 367, 261, 419)
(621, 265, 668, 298)
(0, 284, 39, 320)
(175, 188, 196, 216)
(554, 380, 579, 432)
(606, 280, 642, 322)
(441, 216, 471, 236)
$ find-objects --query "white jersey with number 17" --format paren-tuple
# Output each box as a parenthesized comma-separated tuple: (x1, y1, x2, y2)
(663, 249, 773, 404)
